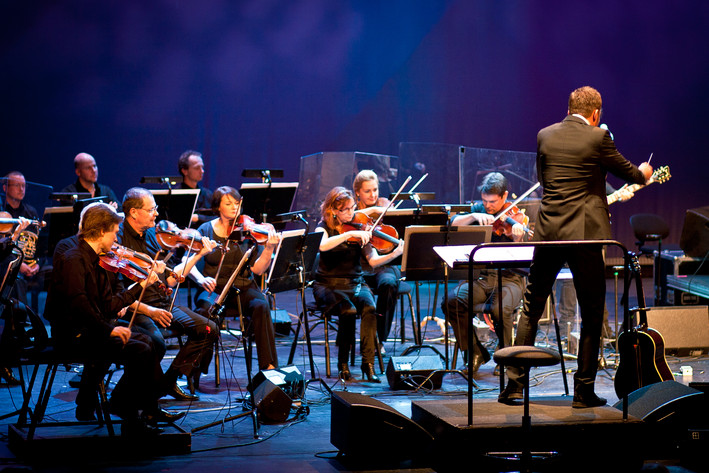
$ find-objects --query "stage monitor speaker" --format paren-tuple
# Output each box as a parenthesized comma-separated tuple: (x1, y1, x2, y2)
(612, 380, 704, 424)
(385, 355, 444, 390)
(330, 391, 434, 464)
(251, 366, 303, 422)
(645, 305, 709, 356)
(680, 206, 709, 258)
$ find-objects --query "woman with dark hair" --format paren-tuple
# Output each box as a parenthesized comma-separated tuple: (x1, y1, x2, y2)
(314, 186, 403, 382)
(190, 186, 279, 371)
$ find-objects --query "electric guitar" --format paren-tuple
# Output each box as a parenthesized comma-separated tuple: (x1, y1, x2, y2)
(607, 166, 671, 205)
(614, 253, 674, 399)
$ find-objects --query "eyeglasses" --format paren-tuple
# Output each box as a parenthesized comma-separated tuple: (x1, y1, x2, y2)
(336, 205, 357, 213)
(140, 205, 159, 213)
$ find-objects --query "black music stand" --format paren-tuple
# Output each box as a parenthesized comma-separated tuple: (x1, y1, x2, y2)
(239, 183, 298, 230)
(151, 189, 199, 229)
(266, 231, 329, 391)
(400, 225, 492, 385)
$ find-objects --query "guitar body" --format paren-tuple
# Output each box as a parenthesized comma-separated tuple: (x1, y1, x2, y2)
(645, 326, 674, 382)
(615, 327, 664, 398)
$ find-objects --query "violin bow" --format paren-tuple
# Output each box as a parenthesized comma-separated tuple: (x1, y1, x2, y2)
(370, 175, 412, 229)
(127, 250, 162, 331)
(393, 173, 428, 209)
(491, 182, 540, 223)
(209, 246, 255, 317)
(168, 233, 198, 312)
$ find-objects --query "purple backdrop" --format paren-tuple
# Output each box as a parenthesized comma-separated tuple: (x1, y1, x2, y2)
(2, 0, 707, 251)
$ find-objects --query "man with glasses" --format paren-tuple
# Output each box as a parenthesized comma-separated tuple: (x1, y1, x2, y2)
(116, 187, 218, 401)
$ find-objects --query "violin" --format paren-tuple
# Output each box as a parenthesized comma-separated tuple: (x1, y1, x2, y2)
(98, 249, 172, 295)
(342, 212, 400, 254)
(111, 243, 185, 283)
(236, 215, 278, 245)
(491, 202, 533, 238)
(156, 220, 209, 252)
(0, 211, 47, 234)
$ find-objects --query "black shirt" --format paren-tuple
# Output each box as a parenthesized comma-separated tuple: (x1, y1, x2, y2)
(62, 179, 118, 204)
(315, 222, 365, 281)
(197, 220, 259, 291)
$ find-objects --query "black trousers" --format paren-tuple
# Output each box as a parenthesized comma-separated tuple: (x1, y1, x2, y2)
(506, 244, 605, 395)
(363, 264, 401, 342)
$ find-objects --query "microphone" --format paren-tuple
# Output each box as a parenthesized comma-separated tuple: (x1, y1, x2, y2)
(599, 123, 614, 140)
(273, 210, 308, 226)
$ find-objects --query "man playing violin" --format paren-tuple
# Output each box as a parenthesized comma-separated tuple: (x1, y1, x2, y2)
(189, 186, 280, 372)
(44, 202, 182, 431)
(117, 187, 218, 401)
(499, 86, 652, 408)
(353, 169, 402, 349)
(314, 186, 404, 382)
(442, 172, 527, 377)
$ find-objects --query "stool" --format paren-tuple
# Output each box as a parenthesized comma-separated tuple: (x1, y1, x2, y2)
(491, 346, 561, 471)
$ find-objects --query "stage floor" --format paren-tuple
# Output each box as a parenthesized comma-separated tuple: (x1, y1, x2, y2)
(0, 279, 707, 472)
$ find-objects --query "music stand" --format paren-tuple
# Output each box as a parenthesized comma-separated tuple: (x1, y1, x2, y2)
(401, 225, 492, 377)
(267, 231, 329, 392)
(43, 206, 73, 258)
(151, 189, 199, 229)
(239, 182, 298, 229)
(49, 192, 92, 205)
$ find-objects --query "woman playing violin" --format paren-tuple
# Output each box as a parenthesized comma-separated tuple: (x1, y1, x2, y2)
(443, 172, 527, 376)
(352, 169, 402, 348)
(314, 186, 404, 382)
(190, 186, 279, 371)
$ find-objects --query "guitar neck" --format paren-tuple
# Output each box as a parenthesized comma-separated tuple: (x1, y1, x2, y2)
(607, 182, 646, 205)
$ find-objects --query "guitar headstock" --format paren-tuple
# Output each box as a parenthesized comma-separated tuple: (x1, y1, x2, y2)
(629, 252, 642, 276)
(651, 165, 671, 184)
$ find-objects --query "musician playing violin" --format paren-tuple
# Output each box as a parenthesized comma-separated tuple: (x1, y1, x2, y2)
(314, 186, 404, 382)
(353, 169, 402, 348)
(117, 187, 218, 401)
(190, 186, 280, 371)
(44, 202, 182, 430)
(443, 172, 527, 377)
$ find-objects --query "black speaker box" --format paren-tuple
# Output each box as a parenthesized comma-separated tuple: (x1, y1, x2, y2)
(385, 355, 444, 390)
(253, 379, 291, 423)
(680, 206, 709, 258)
(613, 380, 704, 423)
(645, 305, 709, 356)
(270, 308, 292, 336)
(330, 391, 433, 464)
(250, 365, 304, 399)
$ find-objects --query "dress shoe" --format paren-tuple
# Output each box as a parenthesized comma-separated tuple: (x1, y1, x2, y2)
(75, 404, 97, 422)
(165, 382, 199, 402)
(361, 363, 381, 383)
(0, 367, 21, 386)
(498, 386, 524, 405)
(338, 363, 352, 381)
(143, 408, 186, 426)
(572, 393, 607, 409)
(470, 353, 486, 375)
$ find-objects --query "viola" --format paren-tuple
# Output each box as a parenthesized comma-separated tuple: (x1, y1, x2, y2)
(342, 212, 400, 254)
(156, 220, 208, 252)
(492, 202, 533, 238)
(98, 250, 172, 296)
(0, 211, 47, 234)
(236, 215, 277, 245)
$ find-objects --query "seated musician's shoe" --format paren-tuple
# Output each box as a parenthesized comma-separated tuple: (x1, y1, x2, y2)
(0, 366, 21, 386)
(497, 385, 524, 405)
(142, 408, 186, 426)
(165, 382, 199, 402)
(338, 363, 352, 381)
(470, 353, 486, 375)
(75, 403, 97, 422)
(361, 363, 381, 383)
(571, 392, 607, 409)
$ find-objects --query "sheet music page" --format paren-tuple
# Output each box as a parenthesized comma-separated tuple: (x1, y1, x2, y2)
(433, 245, 478, 268)
(433, 244, 535, 267)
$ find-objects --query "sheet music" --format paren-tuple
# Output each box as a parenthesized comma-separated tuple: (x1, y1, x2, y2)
(433, 244, 535, 268)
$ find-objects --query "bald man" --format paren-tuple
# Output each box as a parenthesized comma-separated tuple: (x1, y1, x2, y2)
(61, 153, 118, 204)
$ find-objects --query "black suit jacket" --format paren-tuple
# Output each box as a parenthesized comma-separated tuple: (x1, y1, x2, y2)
(534, 115, 646, 241)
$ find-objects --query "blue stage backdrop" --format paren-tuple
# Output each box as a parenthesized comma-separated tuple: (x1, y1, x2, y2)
(1, 1, 707, 251)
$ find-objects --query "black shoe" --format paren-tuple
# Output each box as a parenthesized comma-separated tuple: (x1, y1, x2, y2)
(572, 393, 607, 409)
(498, 386, 524, 405)
(143, 408, 186, 426)
(75, 404, 97, 422)
(338, 363, 352, 381)
(0, 367, 20, 386)
(164, 382, 199, 401)
(361, 363, 381, 383)
(470, 353, 486, 375)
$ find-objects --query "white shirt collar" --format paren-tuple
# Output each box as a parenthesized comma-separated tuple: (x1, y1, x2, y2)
(571, 113, 590, 125)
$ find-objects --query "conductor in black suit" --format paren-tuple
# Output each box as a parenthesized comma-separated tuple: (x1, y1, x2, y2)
(498, 86, 652, 408)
